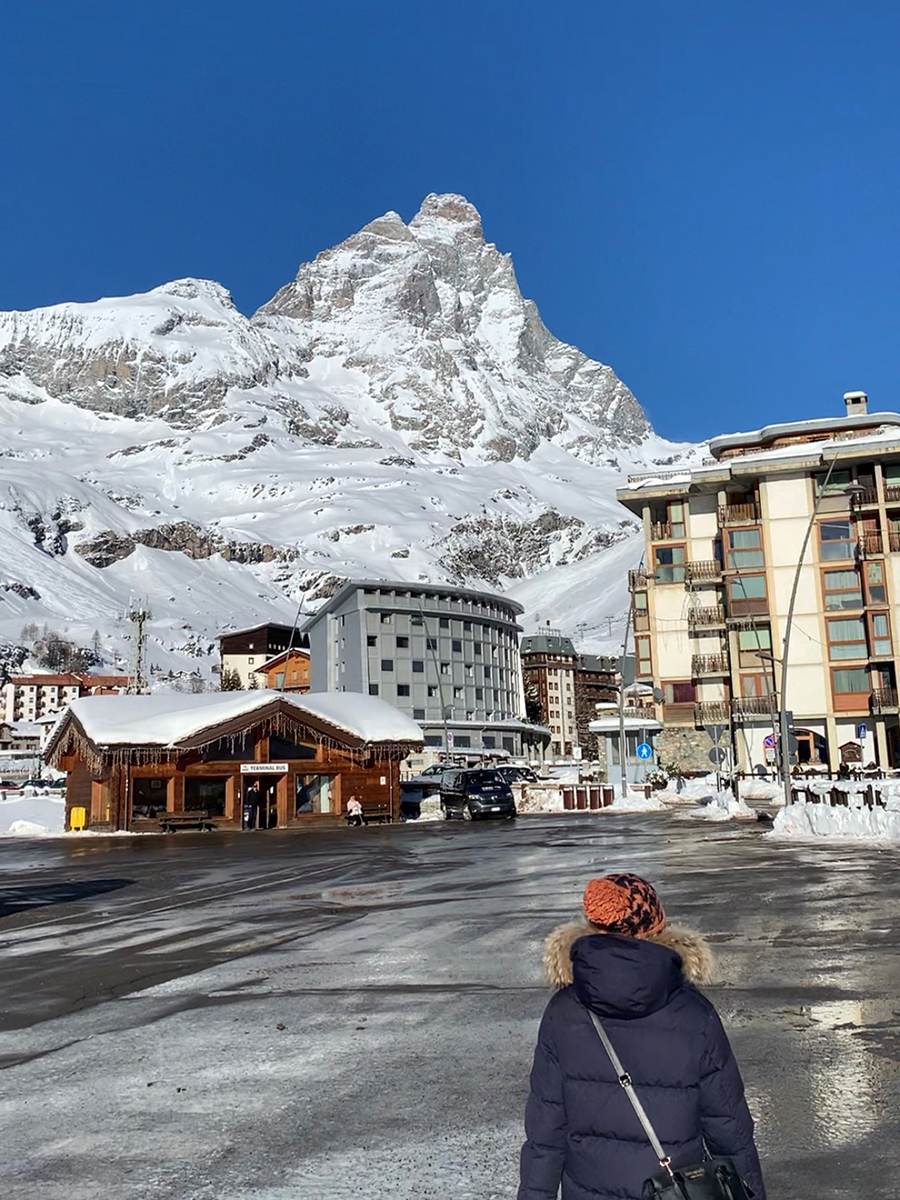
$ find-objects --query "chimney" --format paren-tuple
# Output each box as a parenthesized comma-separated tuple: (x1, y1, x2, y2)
(843, 391, 868, 417)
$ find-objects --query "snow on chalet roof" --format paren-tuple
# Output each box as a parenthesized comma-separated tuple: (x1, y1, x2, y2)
(51, 690, 423, 754)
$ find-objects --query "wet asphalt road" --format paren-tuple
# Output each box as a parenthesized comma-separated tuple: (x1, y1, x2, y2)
(1, 812, 899, 1200)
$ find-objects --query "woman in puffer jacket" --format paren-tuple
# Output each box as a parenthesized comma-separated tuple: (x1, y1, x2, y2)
(518, 873, 766, 1200)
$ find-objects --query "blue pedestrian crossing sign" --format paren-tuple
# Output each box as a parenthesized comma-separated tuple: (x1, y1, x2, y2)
(636, 742, 653, 760)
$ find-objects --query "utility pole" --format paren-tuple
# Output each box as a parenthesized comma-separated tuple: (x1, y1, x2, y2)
(124, 601, 152, 694)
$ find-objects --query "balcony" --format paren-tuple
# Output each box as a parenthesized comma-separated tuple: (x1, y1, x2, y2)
(628, 568, 649, 590)
(650, 521, 673, 541)
(850, 486, 880, 508)
(663, 703, 698, 726)
(693, 701, 730, 726)
(871, 688, 899, 714)
(890, 531, 900, 553)
(886, 486, 900, 503)
(691, 653, 729, 676)
(732, 696, 773, 720)
(624, 705, 658, 722)
(718, 502, 760, 525)
(688, 605, 727, 631)
(685, 560, 722, 586)
(857, 532, 884, 557)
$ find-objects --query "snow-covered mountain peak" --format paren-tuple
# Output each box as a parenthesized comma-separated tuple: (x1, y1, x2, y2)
(0, 195, 700, 684)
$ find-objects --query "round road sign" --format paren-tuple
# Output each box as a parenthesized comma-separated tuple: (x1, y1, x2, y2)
(636, 742, 653, 760)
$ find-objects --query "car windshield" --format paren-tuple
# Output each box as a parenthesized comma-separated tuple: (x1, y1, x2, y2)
(467, 771, 505, 789)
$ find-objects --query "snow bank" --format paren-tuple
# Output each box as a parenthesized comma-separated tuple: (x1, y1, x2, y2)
(516, 785, 566, 814)
(772, 795, 900, 842)
(739, 778, 785, 803)
(685, 788, 757, 822)
(605, 791, 667, 813)
(0, 795, 65, 836)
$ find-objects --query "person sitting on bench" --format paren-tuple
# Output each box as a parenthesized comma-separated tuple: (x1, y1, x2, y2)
(345, 795, 366, 827)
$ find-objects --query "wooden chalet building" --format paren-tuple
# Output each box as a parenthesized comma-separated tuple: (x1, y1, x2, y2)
(254, 648, 311, 693)
(45, 691, 423, 833)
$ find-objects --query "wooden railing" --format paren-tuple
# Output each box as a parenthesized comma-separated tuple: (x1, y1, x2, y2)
(732, 696, 773, 718)
(691, 654, 729, 676)
(685, 560, 722, 584)
(688, 605, 726, 629)
(650, 522, 673, 541)
(718, 502, 760, 524)
(625, 705, 657, 721)
(694, 701, 730, 725)
(850, 486, 879, 507)
(628, 568, 649, 590)
(890, 531, 900, 553)
(857, 532, 884, 556)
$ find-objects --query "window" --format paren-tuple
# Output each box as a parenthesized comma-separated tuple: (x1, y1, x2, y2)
(815, 468, 852, 495)
(465, 663, 474, 676)
(483, 665, 492, 681)
(865, 561, 887, 605)
(663, 681, 696, 704)
(368, 683, 379, 695)
(247, 657, 255, 665)
(452, 639, 462, 653)
(634, 591, 649, 632)
(380, 613, 392, 624)
(453, 686, 463, 698)
(636, 637, 652, 677)
(454, 735, 471, 748)
(426, 637, 437, 651)
(823, 569, 863, 611)
(726, 528, 764, 569)
(464, 622, 472, 632)
(413, 708, 426, 720)
(367, 635, 377, 647)
(827, 617, 867, 660)
(439, 617, 449, 628)
(740, 674, 767, 697)
(738, 627, 771, 669)
(819, 520, 856, 561)
(396, 636, 409, 648)
(653, 544, 686, 583)
(483, 736, 496, 749)
(275, 672, 285, 688)
(870, 612, 893, 657)
(474, 643, 482, 655)
(411, 615, 424, 626)
(475, 687, 484, 700)
(427, 685, 437, 696)
(668, 502, 686, 539)
(424, 735, 442, 746)
(440, 662, 450, 674)
(398, 684, 410, 696)
(727, 574, 767, 616)
(381, 659, 394, 672)
(831, 667, 870, 710)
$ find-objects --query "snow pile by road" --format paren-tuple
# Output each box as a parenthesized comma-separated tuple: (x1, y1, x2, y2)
(0, 794, 65, 836)
(772, 789, 900, 842)
(686, 788, 757, 822)
(606, 790, 666, 813)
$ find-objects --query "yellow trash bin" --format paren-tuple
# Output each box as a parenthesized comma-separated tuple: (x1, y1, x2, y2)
(70, 806, 87, 832)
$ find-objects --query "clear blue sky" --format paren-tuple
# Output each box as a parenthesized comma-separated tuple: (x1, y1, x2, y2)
(2, 0, 899, 442)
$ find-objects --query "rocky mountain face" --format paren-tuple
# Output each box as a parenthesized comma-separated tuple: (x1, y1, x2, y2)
(0, 194, 696, 681)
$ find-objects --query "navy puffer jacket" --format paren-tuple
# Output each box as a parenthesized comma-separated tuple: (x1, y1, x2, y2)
(518, 922, 765, 1200)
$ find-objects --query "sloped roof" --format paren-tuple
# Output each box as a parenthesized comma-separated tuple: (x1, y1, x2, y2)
(45, 689, 423, 761)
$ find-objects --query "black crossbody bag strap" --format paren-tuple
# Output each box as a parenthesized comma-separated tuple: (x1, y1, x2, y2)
(587, 1010, 676, 1180)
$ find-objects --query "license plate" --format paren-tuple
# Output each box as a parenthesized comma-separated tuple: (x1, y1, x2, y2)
(490, 806, 500, 811)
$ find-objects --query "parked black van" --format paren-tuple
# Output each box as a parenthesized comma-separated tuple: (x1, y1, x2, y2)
(440, 768, 516, 821)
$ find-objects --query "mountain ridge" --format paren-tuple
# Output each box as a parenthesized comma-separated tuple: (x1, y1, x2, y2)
(0, 194, 699, 683)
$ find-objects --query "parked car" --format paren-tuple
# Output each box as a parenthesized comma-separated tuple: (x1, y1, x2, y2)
(0, 778, 21, 791)
(44, 778, 67, 789)
(497, 765, 539, 785)
(440, 768, 516, 821)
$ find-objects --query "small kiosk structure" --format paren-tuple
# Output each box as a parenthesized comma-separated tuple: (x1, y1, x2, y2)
(45, 691, 423, 832)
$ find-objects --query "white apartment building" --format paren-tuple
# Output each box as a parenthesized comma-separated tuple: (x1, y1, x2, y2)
(3, 674, 130, 723)
(616, 393, 900, 775)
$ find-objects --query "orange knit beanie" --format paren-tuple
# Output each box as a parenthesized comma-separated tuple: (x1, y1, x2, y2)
(583, 872, 666, 938)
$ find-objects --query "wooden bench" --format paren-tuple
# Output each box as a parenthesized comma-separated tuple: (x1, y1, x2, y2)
(359, 804, 392, 825)
(158, 811, 218, 833)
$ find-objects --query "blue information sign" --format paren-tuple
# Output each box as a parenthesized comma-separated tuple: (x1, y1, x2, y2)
(636, 742, 653, 760)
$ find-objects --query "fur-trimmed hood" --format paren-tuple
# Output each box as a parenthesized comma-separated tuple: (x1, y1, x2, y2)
(544, 920, 713, 990)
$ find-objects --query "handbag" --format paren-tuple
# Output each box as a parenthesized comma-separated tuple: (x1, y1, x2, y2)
(586, 1009, 753, 1200)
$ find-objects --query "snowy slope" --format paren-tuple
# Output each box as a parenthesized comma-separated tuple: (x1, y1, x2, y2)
(0, 195, 701, 680)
